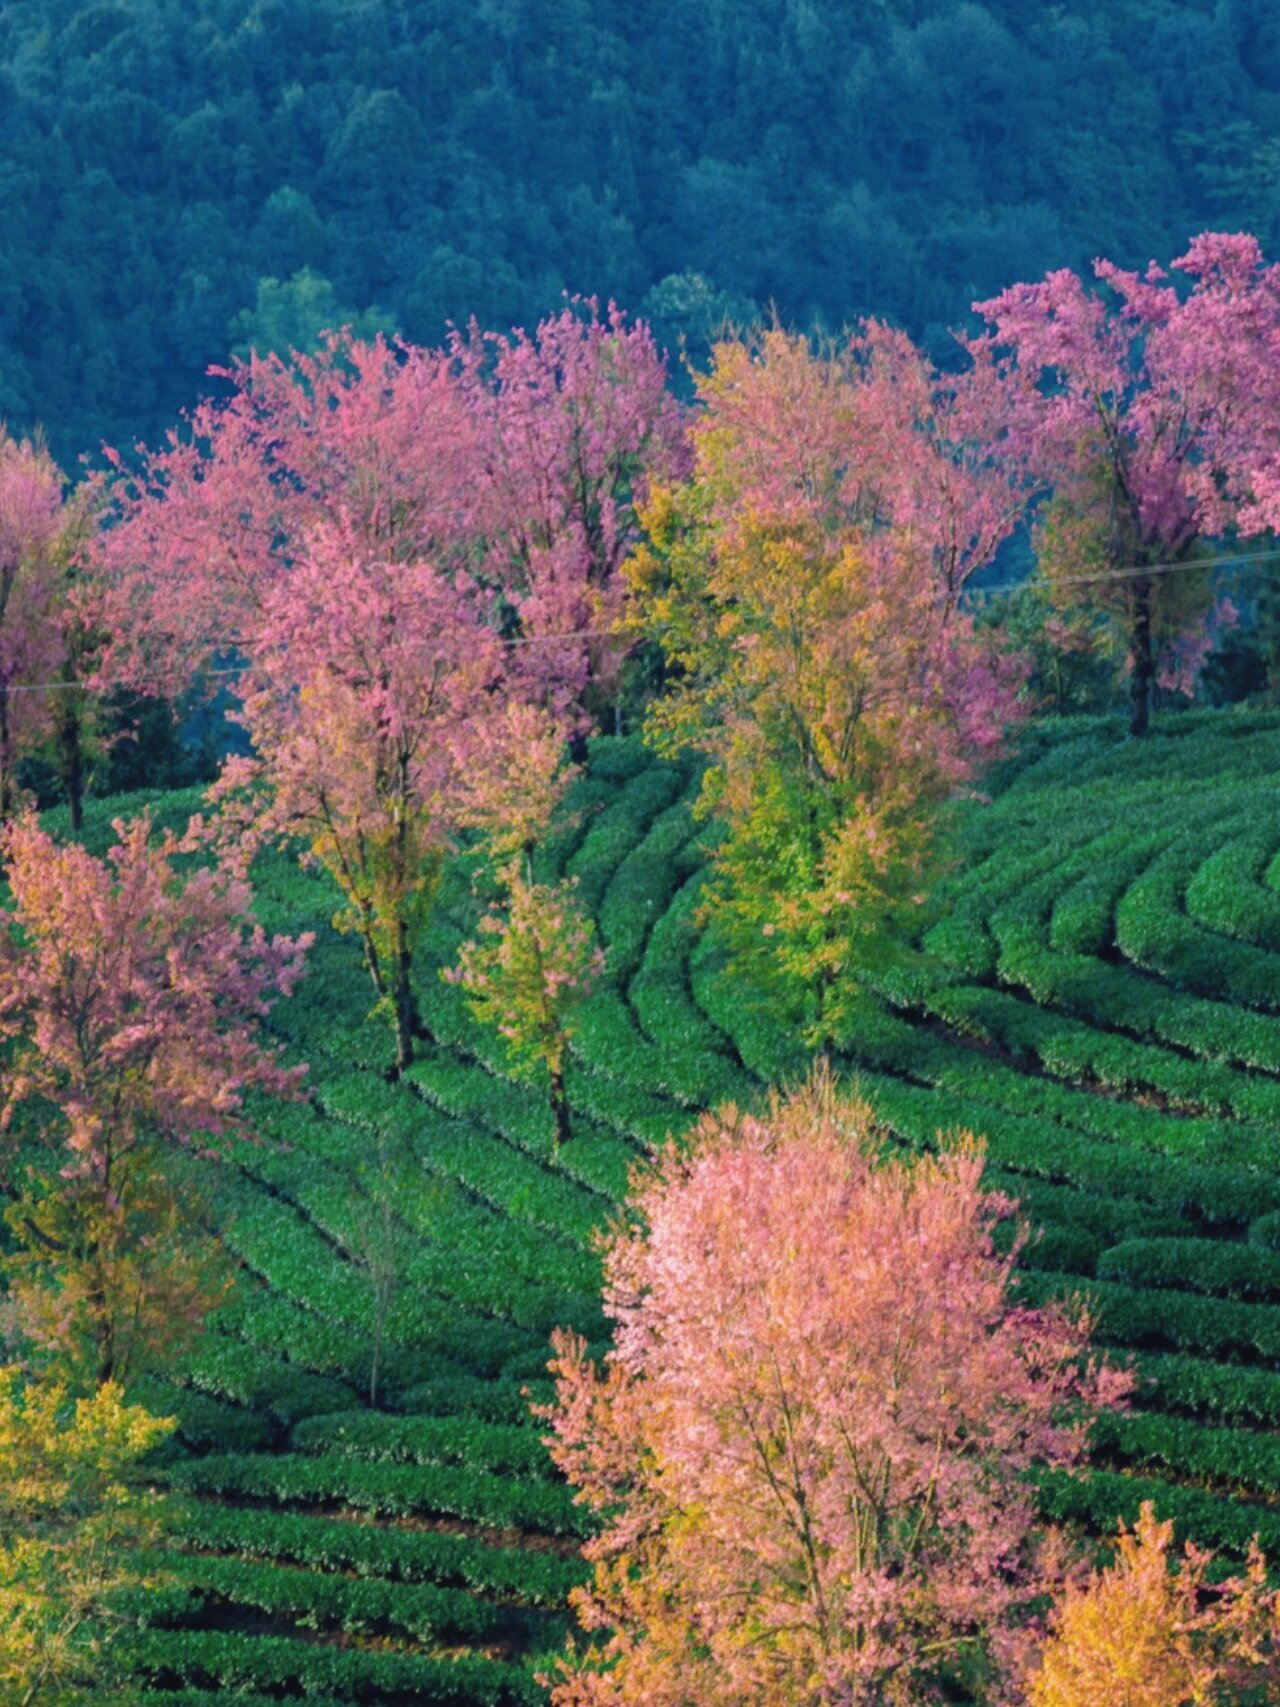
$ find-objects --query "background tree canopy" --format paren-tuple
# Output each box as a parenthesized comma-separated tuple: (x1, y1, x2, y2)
(3, 0, 1280, 464)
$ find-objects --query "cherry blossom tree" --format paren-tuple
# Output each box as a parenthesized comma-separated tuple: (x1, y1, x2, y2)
(216, 519, 569, 1074)
(970, 233, 1280, 736)
(0, 813, 310, 1385)
(94, 316, 675, 1068)
(95, 330, 485, 695)
(451, 299, 688, 728)
(538, 1070, 1130, 1707)
(625, 331, 1027, 1047)
(98, 308, 685, 731)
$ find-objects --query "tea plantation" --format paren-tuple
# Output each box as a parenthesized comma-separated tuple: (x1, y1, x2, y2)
(72, 707, 1280, 1703)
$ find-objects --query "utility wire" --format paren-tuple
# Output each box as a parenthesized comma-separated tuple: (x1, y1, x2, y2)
(5, 546, 1280, 699)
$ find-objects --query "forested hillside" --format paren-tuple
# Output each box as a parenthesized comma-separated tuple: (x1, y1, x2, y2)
(4, 0, 1280, 464)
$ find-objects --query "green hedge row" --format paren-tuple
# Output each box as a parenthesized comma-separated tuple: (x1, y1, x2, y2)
(860, 1069, 1279, 1230)
(1184, 832, 1280, 952)
(219, 1168, 563, 1379)
(689, 934, 811, 1085)
(567, 762, 689, 915)
(1135, 1351, 1280, 1428)
(982, 1169, 1191, 1246)
(1115, 829, 1280, 1011)
(399, 1374, 554, 1425)
(1016, 1269, 1280, 1363)
(123, 1627, 549, 1705)
(919, 981, 1280, 1126)
(126, 1693, 345, 1707)
(181, 1328, 358, 1427)
(1048, 828, 1172, 956)
(595, 793, 699, 982)
(292, 1410, 554, 1482)
(127, 1377, 273, 1454)
(994, 911, 1280, 1075)
(172, 1503, 586, 1606)
(156, 1551, 563, 1649)
(1033, 1466, 1280, 1559)
(315, 1072, 608, 1250)
(403, 1051, 635, 1202)
(1097, 1238, 1280, 1303)
(1093, 1409, 1280, 1500)
(254, 1092, 601, 1299)
(850, 1000, 1263, 1171)
(166, 1451, 588, 1539)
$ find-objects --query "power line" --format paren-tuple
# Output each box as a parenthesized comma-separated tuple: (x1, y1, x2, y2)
(4, 547, 1279, 700)
(965, 546, 1280, 598)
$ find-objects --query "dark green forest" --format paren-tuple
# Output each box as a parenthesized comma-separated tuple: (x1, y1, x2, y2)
(4, 0, 1280, 463)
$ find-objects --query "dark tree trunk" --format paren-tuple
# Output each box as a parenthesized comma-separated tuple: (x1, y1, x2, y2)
(60, 709, 86, 832)
(1128, 574, 1154, 738)
(550, 1064, 572, 1147)
(392, 969, 416, 1077)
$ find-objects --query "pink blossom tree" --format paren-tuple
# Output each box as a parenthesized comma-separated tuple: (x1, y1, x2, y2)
(450, 299, 688, 727)
(0, 813, 310, 1385)
(970, 233, 1280, 735)
(93, 315, 678, 1068)
(95, 331, 484, 696)
(98, 307, 685, 731)
(538, 1071, 1131, 1707)
(216, 518, 569, 1074)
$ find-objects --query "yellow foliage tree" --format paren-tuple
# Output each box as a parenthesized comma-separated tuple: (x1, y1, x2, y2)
(0, 1368, 174, 1706)
(624, 331, 1024, 1050)
(1029, 1501, 1280, 1707)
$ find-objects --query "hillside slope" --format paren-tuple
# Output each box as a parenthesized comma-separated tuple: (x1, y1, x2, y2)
(60, 709, 1280, 1701)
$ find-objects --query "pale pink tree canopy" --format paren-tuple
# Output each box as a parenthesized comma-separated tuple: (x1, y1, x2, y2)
(967, 232, 1280, 728)
(96, 331, 484, 696)
(450, 299, 689, 717)
(215, 514, 570, 1071)
(971, 233, 1280, 553)
(540, 1075, 1131, 1706)
(97, 302, 686, 723)
(0, 812, 310, 1185)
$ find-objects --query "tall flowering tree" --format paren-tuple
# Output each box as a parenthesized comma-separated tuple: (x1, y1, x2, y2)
(99, 309, 685, 728)
(626, 330, 1026, 1047)
(451, 300, 688, 725)
(0, 814, 309, 1386)
(94, 315, 678, 1064)
(539, 1072, 1130, 1707)
(96, 331, 484, 695)
(970, 233, 1280, 736)
(219, 519, 569, 1073)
